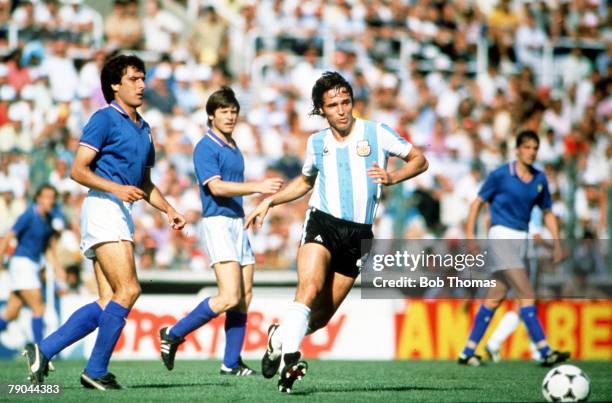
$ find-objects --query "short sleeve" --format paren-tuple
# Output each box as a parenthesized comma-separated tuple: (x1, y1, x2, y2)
(79, 110, 111, 152)
(478, 170, 499, 202)
(536, 175, 552, 210)
(194, 141, 221, 187)
(379, 123, 412, 158)
(12, 207, 32, 237)
(301, 135, 318, 177)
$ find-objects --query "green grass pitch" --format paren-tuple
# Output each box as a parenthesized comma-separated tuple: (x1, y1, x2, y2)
(1, 359, 611, 402)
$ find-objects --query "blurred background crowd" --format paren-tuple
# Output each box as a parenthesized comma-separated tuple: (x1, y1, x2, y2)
(0, 0, 609, 295)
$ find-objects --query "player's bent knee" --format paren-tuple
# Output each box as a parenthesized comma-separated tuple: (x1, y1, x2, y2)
(218, 293, 241, 311)
(115, 284, 141, 305)
(4, 312, 17, 321)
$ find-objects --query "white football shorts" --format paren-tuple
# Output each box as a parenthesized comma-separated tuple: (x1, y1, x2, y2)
(9, 256, 41, 291)
(80, 190, 134, 260)
(487, 225, 528, 272)
(200, 216, 255, 267)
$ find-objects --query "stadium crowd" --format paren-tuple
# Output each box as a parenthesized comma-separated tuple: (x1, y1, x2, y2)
(0, 0, 609, 291)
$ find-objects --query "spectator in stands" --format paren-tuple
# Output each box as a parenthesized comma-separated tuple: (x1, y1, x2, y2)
(5, 48, 31, 93)
(563, 47, 592, 87)
(105, 0, 142, 49)
(0, 0, 608, 273)
(40, 34, 78, 102)
(58, 0, 97, 47)
(487, 0, 519, 69)
(515, 12, 547, 73)
(190, 5, 228, 66)
(144, 63, 176, 114)
(143, 0, 181, 55)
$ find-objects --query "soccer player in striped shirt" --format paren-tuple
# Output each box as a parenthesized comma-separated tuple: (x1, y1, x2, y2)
(245, 71, 428, 393)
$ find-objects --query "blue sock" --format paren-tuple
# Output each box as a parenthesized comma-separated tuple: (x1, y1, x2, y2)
(520, 305, 550, 357)
(0, 317, 7, 332)
(40, 302, 103, 359)
(169, 297, 218, 339)
(223, 311, 247, 369)
(85, 301, 129, 378)
(462, 305, 495, 357)
(32, 316, 44, 343)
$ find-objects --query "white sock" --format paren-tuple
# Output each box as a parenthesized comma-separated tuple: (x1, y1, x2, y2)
(486, 311, 520, 352)
(279, 302, 311, 354)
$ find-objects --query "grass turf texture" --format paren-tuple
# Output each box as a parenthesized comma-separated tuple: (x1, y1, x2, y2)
(1, 360, 611, 402)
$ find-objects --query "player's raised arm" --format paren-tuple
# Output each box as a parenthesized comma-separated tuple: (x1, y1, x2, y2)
(70, 144, 145, 202)
(244, 174, 315, 229)
(140, 169, 186, 230)
(207, 177, 284, 198)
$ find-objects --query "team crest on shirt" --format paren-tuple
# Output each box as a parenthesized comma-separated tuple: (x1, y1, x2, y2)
(356, 140, 371, 157)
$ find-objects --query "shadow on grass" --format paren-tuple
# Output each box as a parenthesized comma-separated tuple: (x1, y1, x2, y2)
(292, 385, 483, 396)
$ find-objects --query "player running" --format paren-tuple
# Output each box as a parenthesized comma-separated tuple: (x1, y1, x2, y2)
(245, 71, 428, 393)
(0, 184, 63, 346)
(458, 130, 570, 367)
(24, 55, 186, 389)
(158, 87, 283, 376)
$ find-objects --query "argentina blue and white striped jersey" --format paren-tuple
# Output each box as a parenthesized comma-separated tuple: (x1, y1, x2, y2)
(302, 118, 412, 224)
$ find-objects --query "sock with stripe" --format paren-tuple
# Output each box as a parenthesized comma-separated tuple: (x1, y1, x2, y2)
(461, 305, 495, 357)
(520, 305, 550, 357)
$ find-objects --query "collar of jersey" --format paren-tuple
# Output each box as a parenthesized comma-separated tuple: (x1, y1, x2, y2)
(110, 100, 144, 128)
(328, 117, 362, 148)
(207, 130, 235, 149)
(509, 161, 536, 183)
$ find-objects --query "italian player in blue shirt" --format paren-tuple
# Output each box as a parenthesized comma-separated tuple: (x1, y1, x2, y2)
(159, 87, 283, 376)
(458, 130, 570, 367)
(24, 55, 186, 389)
(0, 184, 63, 346)
(246, 72, 428, 393)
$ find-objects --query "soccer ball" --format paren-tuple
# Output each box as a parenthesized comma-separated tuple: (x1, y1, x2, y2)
(542, 365, 590, 402)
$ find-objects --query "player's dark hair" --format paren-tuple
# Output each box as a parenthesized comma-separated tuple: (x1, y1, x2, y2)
(310, 71, 354, 116)
(205, 86, 240, 127)
(34, 183, 57, 201)
(101, 54, 146, 104)
(516, 129, 540, 148)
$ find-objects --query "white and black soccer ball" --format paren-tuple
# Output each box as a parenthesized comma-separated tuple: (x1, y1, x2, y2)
(542, 364, 590, 402)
